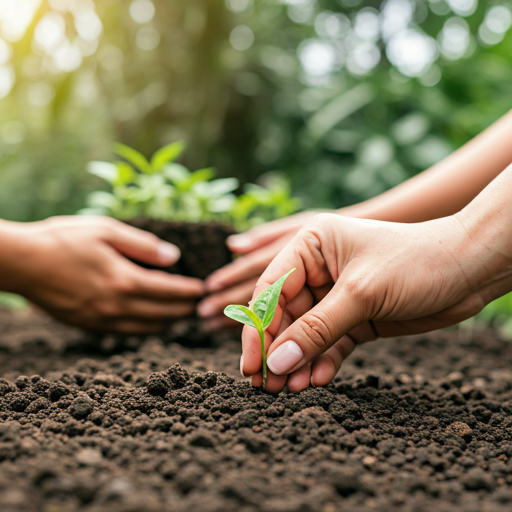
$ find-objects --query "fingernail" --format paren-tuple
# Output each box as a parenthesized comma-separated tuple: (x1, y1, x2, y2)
(158, 243, 180, 265)
(267, 341, 304, 375)
(227, 234, 251, 249)
(240, 355, 246, 378)
(197, 301, 216, 318)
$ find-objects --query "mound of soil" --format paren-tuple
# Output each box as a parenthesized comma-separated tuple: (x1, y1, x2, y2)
(125, 219, 236, 279)
(2, 311, 512, 512)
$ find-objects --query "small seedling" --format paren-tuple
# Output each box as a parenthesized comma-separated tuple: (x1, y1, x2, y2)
(224, 269, 296, 388)
(78, 141, 300, 230)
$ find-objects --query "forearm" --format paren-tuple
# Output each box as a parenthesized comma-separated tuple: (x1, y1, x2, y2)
(0, 220, 33, 293)
(453, 164, 512, 306)
(339, 109, 512, 223)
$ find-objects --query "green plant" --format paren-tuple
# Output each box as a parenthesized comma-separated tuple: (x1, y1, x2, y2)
(224, 268, 295, 387)
(79, 142, 300, 231)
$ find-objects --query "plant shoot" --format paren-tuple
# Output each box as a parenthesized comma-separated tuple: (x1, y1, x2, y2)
(224, 269, 296, 387)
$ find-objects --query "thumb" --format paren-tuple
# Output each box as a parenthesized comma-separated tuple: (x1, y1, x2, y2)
(266, 280, 365, 376)
(106, 222, 181, 267)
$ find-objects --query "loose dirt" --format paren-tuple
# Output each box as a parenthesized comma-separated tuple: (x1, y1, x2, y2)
(1, 310, 512, 511)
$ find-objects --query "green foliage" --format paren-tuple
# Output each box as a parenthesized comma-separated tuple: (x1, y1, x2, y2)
(79, 142, 300, 230)
(224, 268, 295, 386)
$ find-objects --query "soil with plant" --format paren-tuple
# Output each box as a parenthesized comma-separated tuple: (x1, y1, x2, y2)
(125, 219, 236, 279)
(2, 308, 512, 512)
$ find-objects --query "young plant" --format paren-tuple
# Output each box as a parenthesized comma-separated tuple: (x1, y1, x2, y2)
(78, 141, 300, 230)
(224, 269, 296, 387)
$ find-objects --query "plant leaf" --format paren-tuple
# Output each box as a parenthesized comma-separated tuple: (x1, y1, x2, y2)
(189, 167, 215, 185)
(253, 268, 296, 330)
(151, 141, 185, 171)
(114, 143, 151, 174)
(163, 163, 190, 185)
(87, 191, 117, 209)
(224, 305, 262, 330)
(87, 161, 118, 185)
(114, 161, 136, 186)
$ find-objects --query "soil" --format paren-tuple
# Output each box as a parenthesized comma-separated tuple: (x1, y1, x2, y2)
(124, 219, 236, 279)
(1, 310, 512, 512)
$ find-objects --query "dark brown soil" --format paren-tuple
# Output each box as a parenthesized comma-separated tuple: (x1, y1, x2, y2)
(2, 310, 512, 512)
(125, 219, 236, 280)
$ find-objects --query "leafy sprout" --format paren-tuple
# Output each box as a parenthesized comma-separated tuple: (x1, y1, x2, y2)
(224, 269, 296, 388)
(79, 141, 300, 231)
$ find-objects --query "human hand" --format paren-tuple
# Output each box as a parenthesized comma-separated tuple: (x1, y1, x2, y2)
(197, 212, 326, 329)
(241, 212, 512, 393)
(0, 216, 205, 333)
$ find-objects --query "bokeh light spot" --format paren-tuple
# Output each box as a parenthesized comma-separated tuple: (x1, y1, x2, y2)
(129, 0, 155, 24)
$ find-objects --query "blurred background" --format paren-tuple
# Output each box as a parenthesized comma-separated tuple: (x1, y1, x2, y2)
(0, 0, 512, 328)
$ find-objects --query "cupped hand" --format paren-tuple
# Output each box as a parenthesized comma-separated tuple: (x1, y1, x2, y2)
(2, 216, 205, 333)
(197, 211, 327, 329)
(241, 212, 506, 393)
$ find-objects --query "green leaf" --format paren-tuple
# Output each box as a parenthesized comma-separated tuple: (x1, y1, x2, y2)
(163, 163, 190, 185)
(151, 141, 185, 172)
(189, 167, 216, 185)
(224, 305, 262, 330)
(114, 161, 136, 186)
(253, 268, 296, 330)
(87, 161, 118, 185)
(114, 143, 151, 174)
(87, 191, 117, 209)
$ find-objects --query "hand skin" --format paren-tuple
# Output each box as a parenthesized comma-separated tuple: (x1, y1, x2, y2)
(241, 165, 512, 393)
(0, 216, 205, 333)
(198, 108, 512, 327)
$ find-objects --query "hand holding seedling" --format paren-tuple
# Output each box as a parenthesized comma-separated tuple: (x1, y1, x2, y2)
(241, 168, 512, 392)
(224, 269, 295, 387)
(198, 212, 322, 329)
(0, 216, 205, 333)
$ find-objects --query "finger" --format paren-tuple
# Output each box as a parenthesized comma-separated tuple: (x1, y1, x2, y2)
(311, 335, 357, 388)
(241, 286, 313, 378)
(198, 278, 258, 318)
(105, 219, 181, 266)
(248, 370, 288, 393)
(120, 298, 196, 320)
(206, 237, 293, 293)
(287, 364, 312, 393)
(241, 319, 281, 376)
(266, 277, 366, 376)
(226, 213, 313, 253)
(131, 268, 205, 299)
(90, 319, 170, 334)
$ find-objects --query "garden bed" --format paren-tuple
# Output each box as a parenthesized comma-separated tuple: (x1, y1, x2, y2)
(1, 310, 512, 512)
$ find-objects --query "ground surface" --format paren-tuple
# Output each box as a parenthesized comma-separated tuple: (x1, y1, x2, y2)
(1, 309, 512, 512)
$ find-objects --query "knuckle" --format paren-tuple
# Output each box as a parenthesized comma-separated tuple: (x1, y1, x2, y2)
(109, 275, 138, 295)
(95, 300, 122, 318)
(299, 311, 334, 351)
(343, 276, 367, 302)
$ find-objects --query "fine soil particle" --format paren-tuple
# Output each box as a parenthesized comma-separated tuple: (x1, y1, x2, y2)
(3, 311, 512, 512)
(125, 219, 236, 280)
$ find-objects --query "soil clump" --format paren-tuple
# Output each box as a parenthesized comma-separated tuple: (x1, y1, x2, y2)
(125, 219, 236, 279)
